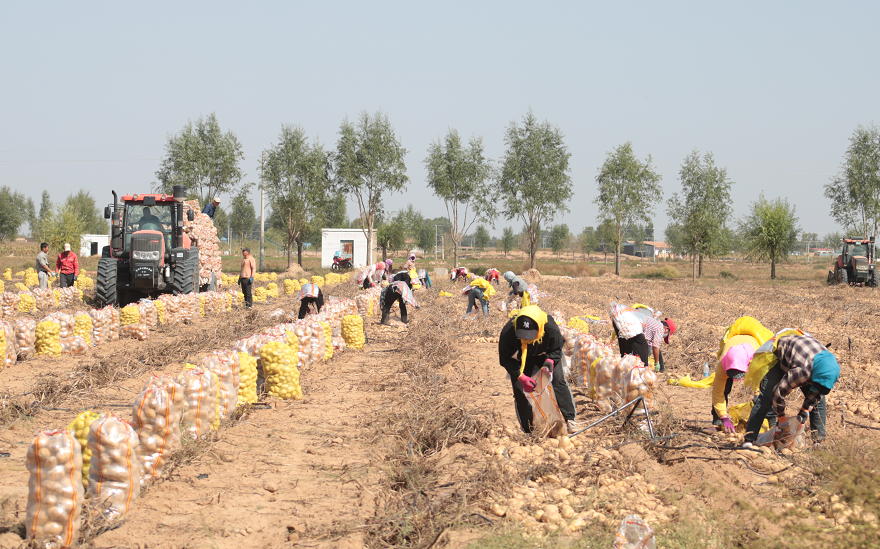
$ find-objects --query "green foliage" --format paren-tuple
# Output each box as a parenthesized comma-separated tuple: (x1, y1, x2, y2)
(335, 110, 409, 264)
(63, 189, 108, 235)
(579, 226, 598, 258)
(376, 213, 407, 259)
(500, 227, 515, 257)
(739, 193, 801, 279)
(498, 110, 572, 269)
(824, 123, 880, 237)
(474, 224, 490, 251)
(154, 112, 245, 204)
(549, 224, 569, 256)
(229, 189, 256, 245)
(212, 207, 228, 238)
(0, 186, 31, 240)
(822, 230, 844, 250)
(33, 204, 87, 254)
(630, 265, 679, 279)
(424, 128, 495, 267)
(264, 124, 332, 266)
(595, 219, 618, 263)
(719, 270, 737, 279)
(594, 141, 663, 274)
(667, 149, 734, 279)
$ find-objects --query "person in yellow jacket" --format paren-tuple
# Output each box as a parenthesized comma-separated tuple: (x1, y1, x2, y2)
(465, 277, 495, 315)
(711, 317, 774, 433)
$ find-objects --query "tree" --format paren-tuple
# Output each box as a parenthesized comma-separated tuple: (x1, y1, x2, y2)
(0, 187, 31, 240)
(474, 224, 490, 254)
(154, 113, 245, 205)
(424, 128, 496, 267)
(33, 204, 87, 253)
(666, 150, 734, 280)
(550, 224, 569, 258)
(739, 193, 801, 279)
(213, 207, 228, 241)
(594, 142, 663, 274)
(822, 231, 844, 251)
(596, 220, 616, 265)
(335, 110, 408, 265)
(501, 227, 515, 257)
(376, 213, 407, 260)
(230, 190, 256, 246)
(498, 110, 573, 269)
(63, 189, 108, 235)
(824, 124, 880, 237)
(264, 125, 332, 267)
(580, 226, 598, 260)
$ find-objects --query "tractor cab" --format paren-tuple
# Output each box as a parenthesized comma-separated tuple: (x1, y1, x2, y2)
(829, 236, 878, 287)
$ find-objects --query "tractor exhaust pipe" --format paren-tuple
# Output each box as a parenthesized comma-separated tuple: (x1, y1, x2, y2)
(172, 185, 187, 249)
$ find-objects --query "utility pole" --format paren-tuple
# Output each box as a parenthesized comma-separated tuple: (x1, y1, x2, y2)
(259, 150, 265, 271)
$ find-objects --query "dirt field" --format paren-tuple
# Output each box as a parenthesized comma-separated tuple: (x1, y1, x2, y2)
(1, 270, 878, 548)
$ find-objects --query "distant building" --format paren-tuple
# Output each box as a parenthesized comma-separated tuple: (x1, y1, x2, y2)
(622, 241, 673, 258)
(81, 234, 110, 257)
(320, 228, 375, 268)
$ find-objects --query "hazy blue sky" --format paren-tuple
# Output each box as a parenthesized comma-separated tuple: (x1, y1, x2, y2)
(2, 2, 878, 239)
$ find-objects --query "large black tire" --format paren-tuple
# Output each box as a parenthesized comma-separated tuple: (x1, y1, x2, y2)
(827, 270, 835, 285)
(96, 257, 118, 307)
(840, 269, 849, 285)
(872, 269, 879, 288)
(173, 259, 196, 295)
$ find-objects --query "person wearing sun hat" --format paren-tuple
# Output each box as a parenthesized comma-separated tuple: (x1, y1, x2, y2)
(743, 334, 840, 446)
(497, 305, 577, 433)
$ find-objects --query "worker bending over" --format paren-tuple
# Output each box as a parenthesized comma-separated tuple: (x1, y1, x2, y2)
(417, 268, 433, 289)
(502, 271, 532, 307)
(357, 262, 386, 290)
(380, 273, 419, 325)
(631, 305, 676, 372)
(486, 268, 501, 285)
(465, 277, 495, 315)
(451, 267, 469, 283)
(498, 306, 577, 434)
(297, 283, 324, 319)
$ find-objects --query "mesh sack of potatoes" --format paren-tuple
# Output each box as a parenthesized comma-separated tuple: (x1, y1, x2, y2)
(2, 268, 9, 280)
(283, 278, 300, 294)
(73, 274, 94, 290)
(132, 373, 184, 480)
(0, 321, 15, 368)
(176, 367, 219, 438)
(319, 321, 333, 360)
(342, 315, 364, 350)
(45, 312, 74, 340)
(106, 305, 120, 341)
(31, 288, 55, 310)
(253, 287, 267, 303)
(88, 307, 110, 346)
(120, 322, 149, 341)
(25, 429, 84, 546)
(198, 350, 241, 419)
(67, 410, 101, 488)
(17, 291, 35, 313)
(73, 311, 92, 347)
(157, 294, 181, 324)
(620, 363, 657, 414)
(35, 319, 62, 358)
(138, 299, 159, 330)
(24, 269, 39, 287)
(60, 335, 88, 355)
(57, 287, 79, 307)
(154, 299, 165, 324)
(14, 318, 36, 360)
(87, 413, 142, 519)
(260, 340, 302, 400)
(592, 355, 620, 414)
(1, 291, 19, 319)
(0, 325, 6, 370)
(237, 352, 258, 404)
(585, 342, 612, 397)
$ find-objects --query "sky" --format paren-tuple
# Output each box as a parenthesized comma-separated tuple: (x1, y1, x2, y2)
(2, 2, 879, 240)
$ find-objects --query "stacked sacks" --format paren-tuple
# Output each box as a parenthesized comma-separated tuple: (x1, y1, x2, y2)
(57, 287, 80, 307)
(342, 315, 365, 350)
(1, 292, 19, 319)
(254, 287, 267, 303)
(17, 291, 35, 312)
(25, 429, 84, 546)
(311, 275, 324, 287)
(182, 200, 223, 287)
(198, 351, 240, 419)
(177, 367, 218, 438)
(266, 282, 279, 299)
(260, 341, 302, 400)
(120, 303, 148, 340)
(24, 268, 38, 287)
(157, 294, 181, 325)
(0, 321, 15, 368)
(283, 278, 301, 295)
(73, 312, 92, 347)
(67, 411, 101, 487)
(132, 374, 184, 480)
(74, 274, 94, 290)
(237, 353, 258, 404)
(86, 413, 142, 519)
(14, 318, 36, 360)
(32, 288, 54, 310)
(35, 319, 62, 357)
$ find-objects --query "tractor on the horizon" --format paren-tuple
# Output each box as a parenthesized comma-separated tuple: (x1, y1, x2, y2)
(827, 236, 879, 287)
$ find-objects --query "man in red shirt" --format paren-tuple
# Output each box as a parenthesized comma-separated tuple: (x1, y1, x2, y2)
(55, 243, 79, 288)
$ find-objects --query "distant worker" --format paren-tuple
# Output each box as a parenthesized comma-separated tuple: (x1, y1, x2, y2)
(417, 268, 433, 289)
(239, 247, 256, 308)
(356, 262, 386, 289)
(380, 273, 418, 325)
(742, 334, 839, 447)
(486, 268, 501, 285)
(55, 243, 79, 288)
(710, 316, 775, 433)
(497, 306, 578, 433)
(451, 266, 469, 283)
(202, 198, 220, 219)
(465, 277, 495, 315)
(36, 242, 52, 289)
(383, 259, 394, 281)
(138, 207, 163, 231)
(611, 304, 673, 370)
(631, 304, 676, 372)
(297, 283, 324, 319)
(503, 271, 532, 306)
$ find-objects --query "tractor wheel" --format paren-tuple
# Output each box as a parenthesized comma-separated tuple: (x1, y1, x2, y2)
(95, 257, 118, 307)
(827, 271, 835, 285)
(174, 259, 196, 295)
(872, 269, 879, 288)
(840, 269, 849, 285)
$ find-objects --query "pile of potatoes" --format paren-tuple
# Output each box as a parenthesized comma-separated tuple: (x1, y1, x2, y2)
(842, 398, 880, 424)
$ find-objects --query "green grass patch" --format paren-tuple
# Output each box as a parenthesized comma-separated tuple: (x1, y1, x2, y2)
(629, 266, 679, 279)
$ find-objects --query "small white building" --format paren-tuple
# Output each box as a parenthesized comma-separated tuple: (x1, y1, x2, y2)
(81, 234, 110, 257)
(321, 228, 375, 268)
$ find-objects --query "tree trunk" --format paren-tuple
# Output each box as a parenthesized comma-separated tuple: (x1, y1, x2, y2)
(297, 241, 303, 266)
(382, 247, 387, 261)
(529, 234, 537, 269)
(614, 227, 621, 276)
(698, 254, 704, 278)
(771, 258, 776, 279)
(692, 251, 697, 281)
(453, 241, 459, 268)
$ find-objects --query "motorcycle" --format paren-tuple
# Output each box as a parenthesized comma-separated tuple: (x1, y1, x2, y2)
(332, 256, 353, 270)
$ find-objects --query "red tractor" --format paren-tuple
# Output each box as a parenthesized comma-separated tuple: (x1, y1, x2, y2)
(96, 185, 208, 306)
(827, 236, 878, 287)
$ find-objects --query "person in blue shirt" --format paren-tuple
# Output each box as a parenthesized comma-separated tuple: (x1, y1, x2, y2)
(202, 198, 220, 219)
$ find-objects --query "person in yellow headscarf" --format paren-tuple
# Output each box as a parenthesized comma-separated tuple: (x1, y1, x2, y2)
(498, 305, 577, 433)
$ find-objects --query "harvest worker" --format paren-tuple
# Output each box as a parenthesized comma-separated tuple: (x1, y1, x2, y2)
(742, 334, 839, 447)
(202, 198, 220, 219)
(138, 207, 163, 231)
(357, 262, 386, 289)
(417, 268, 433, 289)
(710, 316, 775, 433)
(36, 242, 51, 289)
(297, 283, 324, 319)
(55, 243, 79, 288)
(631, 305, 676, 372)
(498, 305, 577, 433)
(486, 268, 501, 285)
(380, 273, 418, 325)
(464, 276, 495, 315)
(503, 271, 532, 307)
(451, 267, 469, 283)
(239, 247, 256, 308)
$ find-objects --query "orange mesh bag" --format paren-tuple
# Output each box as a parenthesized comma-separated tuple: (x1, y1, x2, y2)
(87, 413, 142, 519)
(25, 429, 84, 546)
(132, 374, 184, 480)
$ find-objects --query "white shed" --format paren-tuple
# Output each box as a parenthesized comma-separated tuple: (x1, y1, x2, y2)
(81, 234, 110, 257)
(321, 229, 375, 268)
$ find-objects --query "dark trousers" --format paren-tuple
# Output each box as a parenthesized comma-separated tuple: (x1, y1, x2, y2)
(510, 359, 576, 433)
(618, 333, 650, 367)
(467, 288, 488, 314)
(298, 294, 324, 319)
(59, 273, 75, 288)
(744, 364, 827, 442)
(380, 292, 407, 323)
(239, 277, 253, 308)
(362, 277, 373, 290)
(420, 274, 432, 289)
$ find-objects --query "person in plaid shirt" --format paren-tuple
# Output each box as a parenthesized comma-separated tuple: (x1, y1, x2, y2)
(743, 334, 840, 446)
(297, 283, 324, 319)
(380, 273, 418, 325)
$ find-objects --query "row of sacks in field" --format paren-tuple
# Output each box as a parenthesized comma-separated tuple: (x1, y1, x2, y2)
(0, 292, 241, 368)
(550, 310, 658, 416)
(22, 299, 368, 546)
(1, 267, 95, 290)
(1, 287, 84, 317)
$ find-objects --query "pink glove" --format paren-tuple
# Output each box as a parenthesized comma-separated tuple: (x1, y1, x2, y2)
(721, 417, 736, 434)
(518, 374, 536, 392)
(543, 359, 554, 370)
